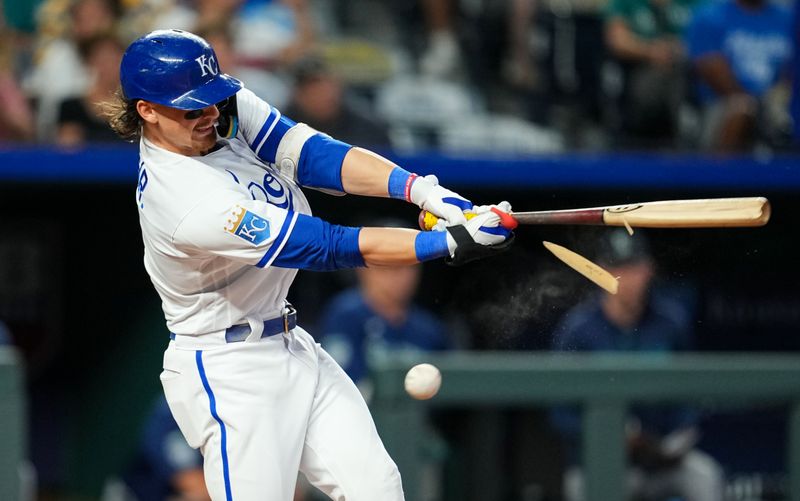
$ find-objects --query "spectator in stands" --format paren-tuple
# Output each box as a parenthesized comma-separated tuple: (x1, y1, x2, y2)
(431, 0, 604, 146)
(503, 0, 538, 92)
(118, 394, 311, 500)
(150, 0, 242, 35)
(789, 0, 800, 147)
(550, 229, 724, 501)
(25, 0, 121, 141)
(285, 54, 390, 149)
(416, 0, 461, 79)
(118, 395, 209, 501)
(56, 33, 122, 146)
(317, 218, 452, 398)
(686, 0, 793, 152)
(604, 0, 698, 148)
(415, 0, 537, 86)
(237, 0, 316, 70)
(0, 319, 12, 345)
(129, 0, 316, 70)
(2, 0, 43, 35)
(414, 0, 539, 95)
(196, 21, 291, 109)
(0, 29, 36, 142)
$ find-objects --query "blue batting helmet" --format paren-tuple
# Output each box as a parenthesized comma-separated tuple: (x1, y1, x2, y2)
(120, 29, 242, 110)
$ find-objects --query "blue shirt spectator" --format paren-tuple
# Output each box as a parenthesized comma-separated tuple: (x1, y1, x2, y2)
(551, 294, 698, 465)
(790, 0, 800, 143)
(121, 396, 208, 501)
(687, 0, 792, 104)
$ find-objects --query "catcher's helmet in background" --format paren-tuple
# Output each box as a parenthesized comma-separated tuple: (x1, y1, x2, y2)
(120, 29, 242, 110)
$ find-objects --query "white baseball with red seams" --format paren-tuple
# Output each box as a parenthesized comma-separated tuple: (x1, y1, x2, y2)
(404, 363, 442, 400)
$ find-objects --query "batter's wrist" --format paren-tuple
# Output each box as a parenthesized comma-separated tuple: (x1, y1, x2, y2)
(414, 230, 451, 261)
(388, 167, 418, 201)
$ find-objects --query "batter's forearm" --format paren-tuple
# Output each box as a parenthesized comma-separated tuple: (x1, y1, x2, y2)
(272, 216, 451, 270)
(340, 147, 397, 197)
(359, 227, 451, 266)
(340, 148, 473, 230)
(358, 228, 420, 266)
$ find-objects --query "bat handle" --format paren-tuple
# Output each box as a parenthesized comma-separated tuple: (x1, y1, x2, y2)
(419, 210, 439, 231)
(418, 209, 517, 230)
(419, 211, 477, 230)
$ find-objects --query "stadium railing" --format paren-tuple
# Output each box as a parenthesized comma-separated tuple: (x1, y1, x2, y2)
(0, 347, 25, 500)
(371, 353, 800, 501)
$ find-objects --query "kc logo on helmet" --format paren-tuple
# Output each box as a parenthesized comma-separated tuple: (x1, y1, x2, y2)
(195, 54, 219, 77)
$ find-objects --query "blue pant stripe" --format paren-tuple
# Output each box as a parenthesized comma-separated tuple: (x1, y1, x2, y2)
(196, 350, 233, 501)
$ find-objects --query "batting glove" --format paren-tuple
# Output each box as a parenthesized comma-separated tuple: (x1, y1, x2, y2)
(444, 201, 515, 266)
(409, 174, 472, 226)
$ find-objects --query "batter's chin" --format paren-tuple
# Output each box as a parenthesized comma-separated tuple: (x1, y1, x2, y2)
(193, 127, 217, 151)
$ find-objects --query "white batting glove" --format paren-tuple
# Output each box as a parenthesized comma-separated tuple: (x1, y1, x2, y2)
(445, 201, 513, 254)
(409, 174, 472, 225)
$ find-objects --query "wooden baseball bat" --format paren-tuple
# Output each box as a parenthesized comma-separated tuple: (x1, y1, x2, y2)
(420, 197, 770, 230)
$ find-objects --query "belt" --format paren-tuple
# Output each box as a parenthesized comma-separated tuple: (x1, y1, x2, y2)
(169, 304, 297, 343)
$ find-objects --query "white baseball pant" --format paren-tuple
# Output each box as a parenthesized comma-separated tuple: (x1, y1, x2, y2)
(160, 326, 404, 500)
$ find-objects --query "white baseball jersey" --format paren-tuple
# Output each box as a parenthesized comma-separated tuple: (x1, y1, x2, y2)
(136, 88, 310, 336)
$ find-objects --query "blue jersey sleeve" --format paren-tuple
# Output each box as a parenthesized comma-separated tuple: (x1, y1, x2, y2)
(235, 87, 351, 193)
(272, 214, 365, 271)
(248, 107, 297, 164)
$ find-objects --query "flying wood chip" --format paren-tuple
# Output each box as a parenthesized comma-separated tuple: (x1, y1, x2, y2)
(543, 241, 619, 294)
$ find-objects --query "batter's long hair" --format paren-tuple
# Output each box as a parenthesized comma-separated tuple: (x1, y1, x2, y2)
(101, 87, 142, 142)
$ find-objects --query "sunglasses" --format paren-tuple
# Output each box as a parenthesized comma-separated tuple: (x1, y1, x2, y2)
(183, 97, 233, 120)
(184, 108, 205, 120)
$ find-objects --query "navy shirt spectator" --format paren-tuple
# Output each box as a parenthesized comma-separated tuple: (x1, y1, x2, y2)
(121, 396, 208, 501)
(284, 54, 391, 150)
(0, 320, 11, 345)
(319, 287, 450, 385)
(318, 223, 452, 398)
(550, 230, 724, 501)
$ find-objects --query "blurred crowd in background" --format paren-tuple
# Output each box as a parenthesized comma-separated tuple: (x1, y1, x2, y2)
(1, 0, 799, 154)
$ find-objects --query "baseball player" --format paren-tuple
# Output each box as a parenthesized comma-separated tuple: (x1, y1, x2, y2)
(106, 29, 513, 501)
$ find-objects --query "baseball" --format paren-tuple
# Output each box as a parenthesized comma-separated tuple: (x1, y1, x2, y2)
(404, 363, 442, 400)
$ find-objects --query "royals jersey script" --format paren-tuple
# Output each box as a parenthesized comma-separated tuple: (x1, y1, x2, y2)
(136, 88, 312, 336)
